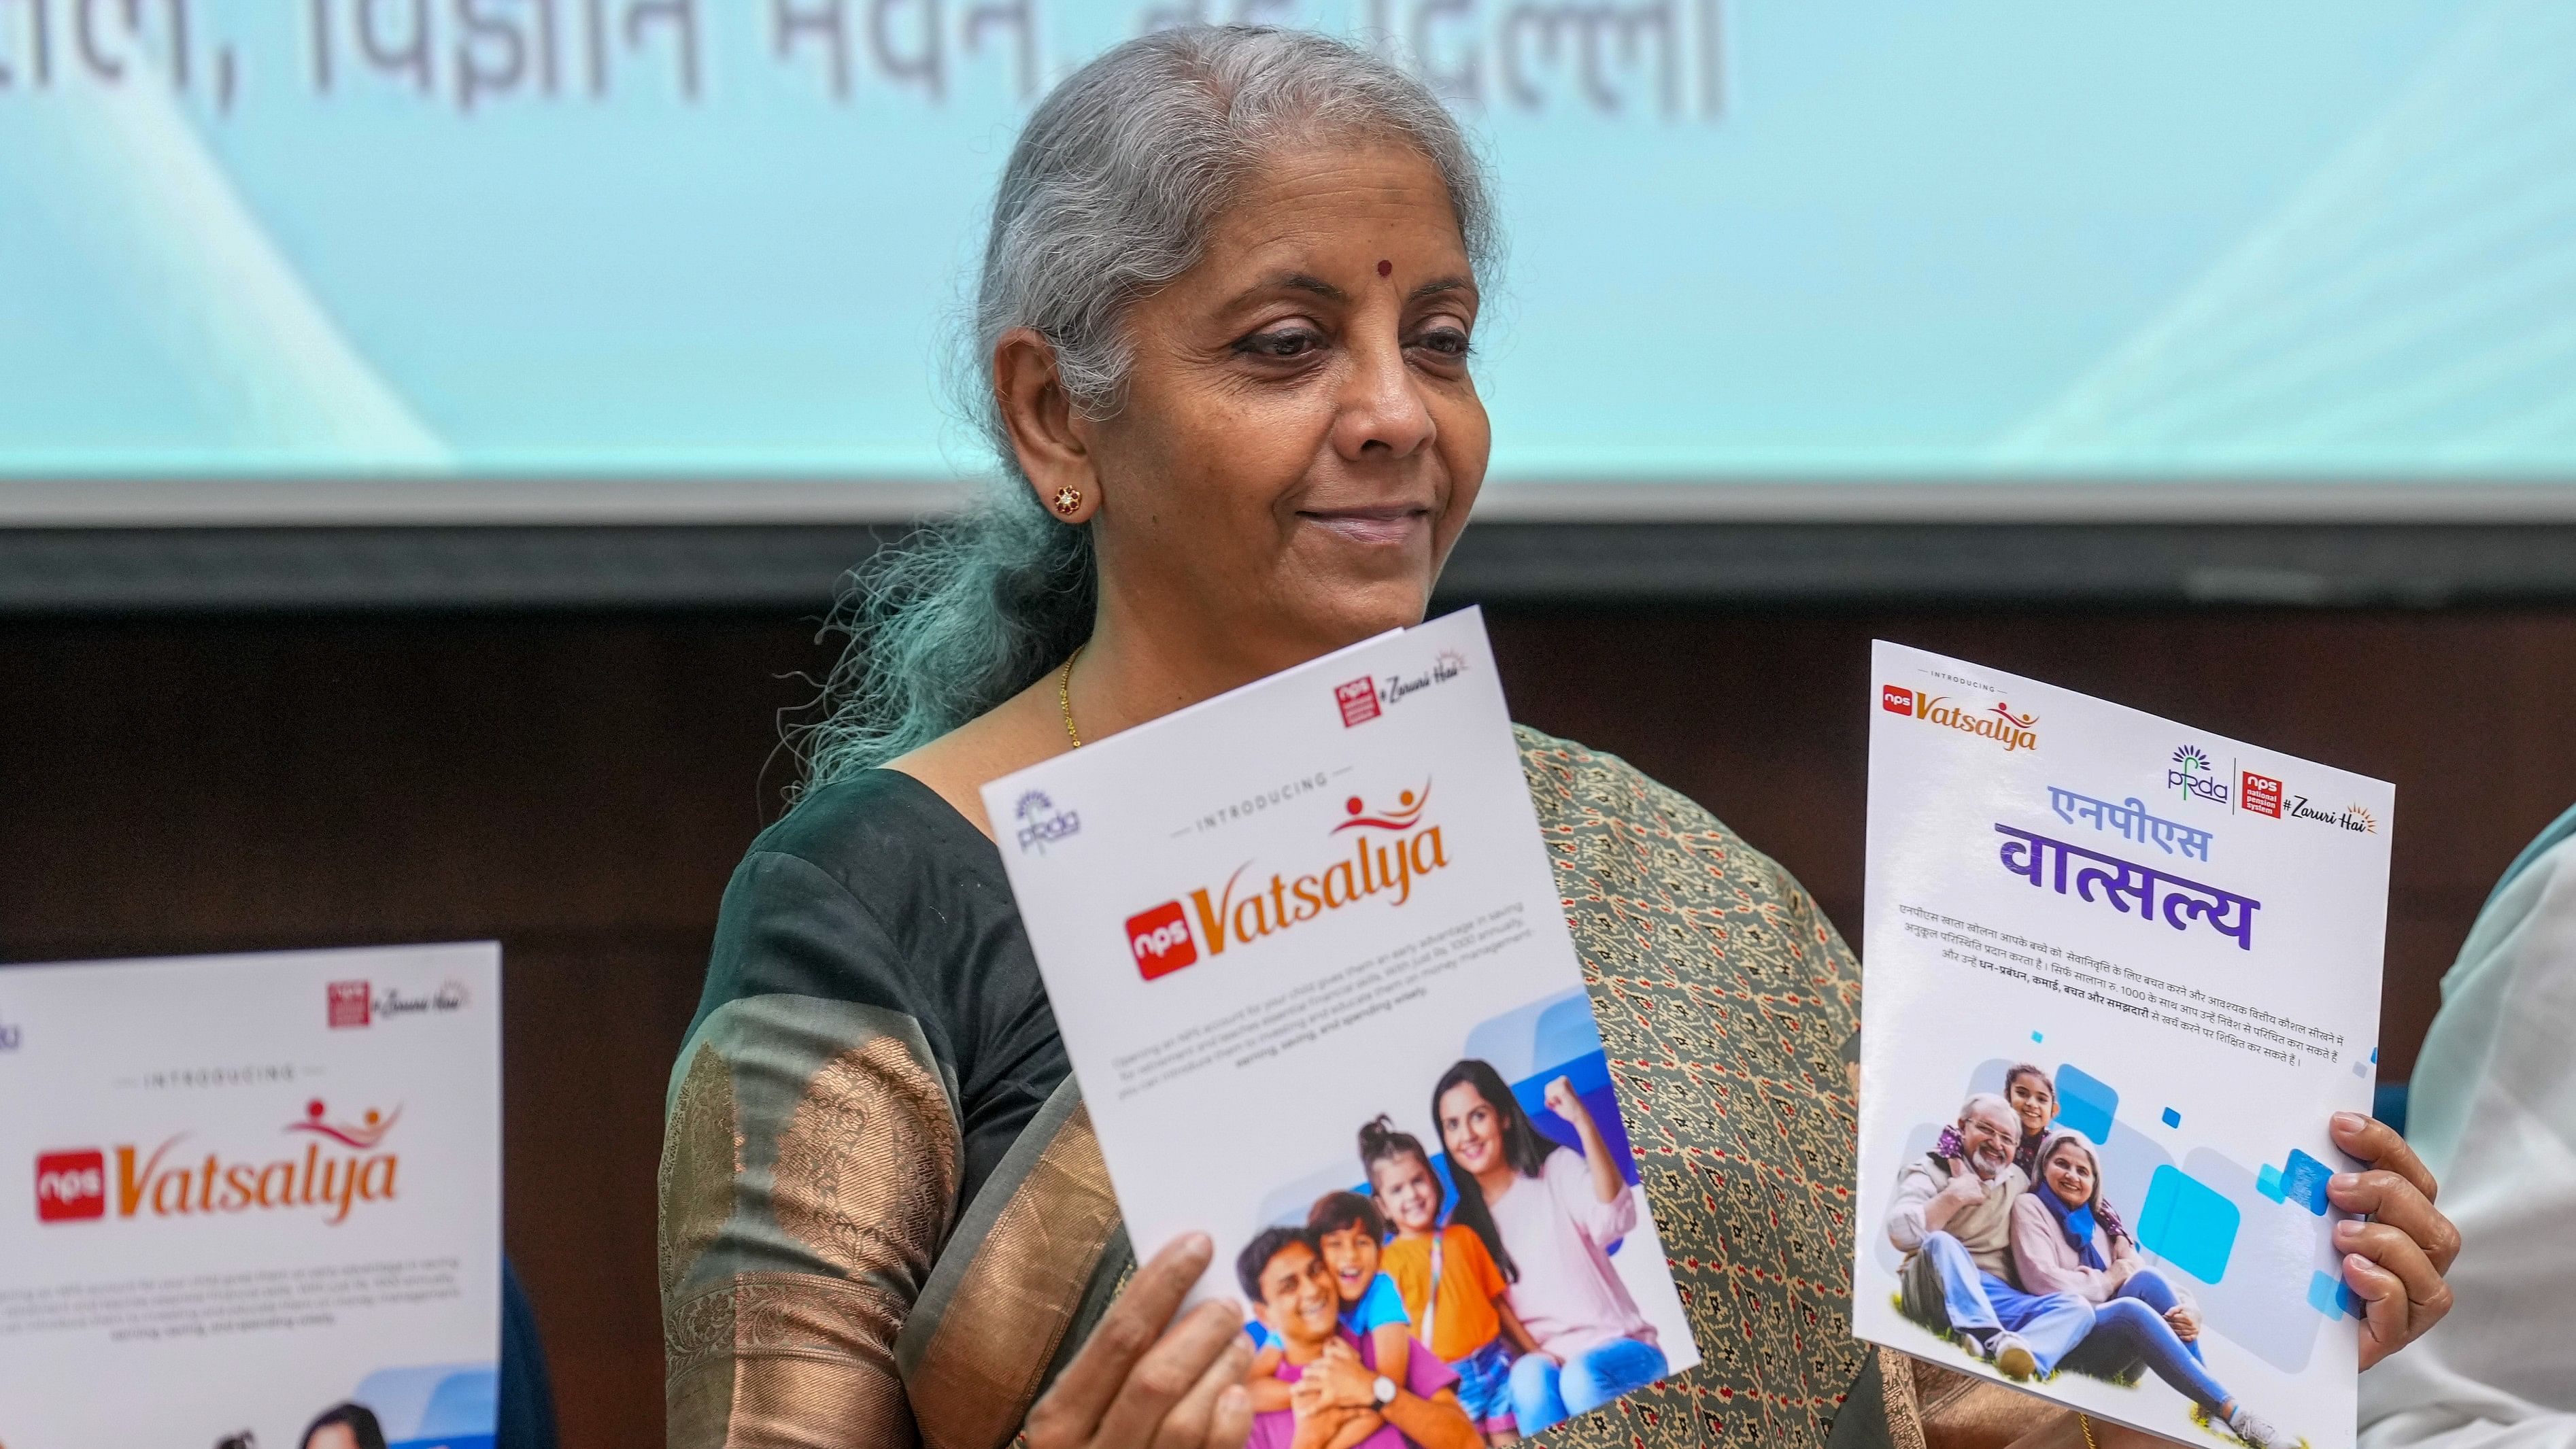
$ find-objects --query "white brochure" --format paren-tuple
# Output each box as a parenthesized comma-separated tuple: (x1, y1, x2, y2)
(0, 942, 503, 1448)
(1855, 642, 2394, 1449)
(984, 607, 1699, 1441)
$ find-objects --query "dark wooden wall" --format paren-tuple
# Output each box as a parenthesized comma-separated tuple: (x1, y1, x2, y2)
(2, 604, 2564, 1447)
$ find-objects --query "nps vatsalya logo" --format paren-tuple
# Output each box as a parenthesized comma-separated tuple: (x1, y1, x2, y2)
(34, 1098, 405, 1228)
(1123, 783, 1448, 981)
(1880, 684, 2039, 753)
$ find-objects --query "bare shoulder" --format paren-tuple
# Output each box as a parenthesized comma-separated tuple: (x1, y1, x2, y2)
(884, 677, 1067, 840)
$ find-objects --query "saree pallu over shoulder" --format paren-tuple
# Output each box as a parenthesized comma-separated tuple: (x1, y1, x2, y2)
(894, 1078, 1130, 1449)
(660, 993, 1123, 1449)
(1509, 726, 1869, 1446)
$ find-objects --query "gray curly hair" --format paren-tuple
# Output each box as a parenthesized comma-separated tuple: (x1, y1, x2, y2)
(793, 24, 1497, 796)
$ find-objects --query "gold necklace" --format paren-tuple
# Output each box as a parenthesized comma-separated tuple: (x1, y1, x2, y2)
(1057, 645, 1085, 749)
(2078, 1415, 2098, 1449)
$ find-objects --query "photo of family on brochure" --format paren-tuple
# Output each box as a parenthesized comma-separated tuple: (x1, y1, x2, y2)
(1232, 993, 1687, 1449)
(1879, 1061, 2305, 1449)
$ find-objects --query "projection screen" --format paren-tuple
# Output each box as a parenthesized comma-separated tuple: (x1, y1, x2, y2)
(5, 0, 2574, 525)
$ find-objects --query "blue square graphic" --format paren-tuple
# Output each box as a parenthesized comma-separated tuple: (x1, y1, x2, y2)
(2160, 1107, 2182, 1129)
(2137, 1164, 2240, 1284)
(2055, 1063, 2118, 1144)
(2256, 1163, 2285, 1203)
(2031, 1031, 2044, 1043)
(2307, 1269, 2346, 1318)
(2281, 1148, 2334, 1216)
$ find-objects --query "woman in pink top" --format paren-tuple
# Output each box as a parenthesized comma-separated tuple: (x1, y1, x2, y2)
(2010, 1129, 2295, 1448)
(1432, 1059, 1665, 1435)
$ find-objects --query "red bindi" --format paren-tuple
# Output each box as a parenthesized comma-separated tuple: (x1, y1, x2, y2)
(1376, 259, 1392, 277)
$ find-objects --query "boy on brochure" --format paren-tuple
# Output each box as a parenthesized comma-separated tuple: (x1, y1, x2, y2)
(1236, 1227, 1480, 1449)
(1312, 1193, 1419, 1382)
(1244, 1195, 1417, 1410)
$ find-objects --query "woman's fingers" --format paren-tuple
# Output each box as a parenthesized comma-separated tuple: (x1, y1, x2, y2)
(2341, 1250, 2419, 1369)
(2335, 1213, 2455, 1357)
(1149, 1330, 1255, 1449)
(2335, 1216, 2445, 1306)
(1026, 1233, 1212, 1448)
(2331, 1112, 2440, 1207)
(2322, 1111, 2460, 1370)
(2328, 1167, 2462, 1276)
(1091, 1297, 1252, 1449)
(1207, 1382, 1255, 1449)
(2326, 1158, 2459, 1369)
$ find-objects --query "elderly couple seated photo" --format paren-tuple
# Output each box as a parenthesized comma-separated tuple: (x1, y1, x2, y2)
(1885, 1066, 2297, 1449)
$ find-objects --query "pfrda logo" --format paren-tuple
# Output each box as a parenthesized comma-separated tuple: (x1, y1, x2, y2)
(33, 1098, 403, 1229)
(2169, 745, 2231, 806)
(1123, 783, 1450, 981)
(1013, 789, 1082, 855)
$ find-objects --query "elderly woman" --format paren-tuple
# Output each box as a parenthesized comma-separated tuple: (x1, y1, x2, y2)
(2012, 1130, 2292, 1447)
(655, 25, 2460, 1449)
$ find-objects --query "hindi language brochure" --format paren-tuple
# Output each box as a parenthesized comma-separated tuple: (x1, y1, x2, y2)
(0, 942, 503, 1447)
(1854, 642, 2394, 1449)
(983, 607, 1699, 1441)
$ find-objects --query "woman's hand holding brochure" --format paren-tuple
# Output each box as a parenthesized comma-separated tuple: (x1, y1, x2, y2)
(1026, 1234, 1255, 1449)
(2323, 1112, 2458, 1370)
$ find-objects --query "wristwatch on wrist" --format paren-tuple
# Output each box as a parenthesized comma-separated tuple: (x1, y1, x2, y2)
(1372, 1374, 1397, 1408)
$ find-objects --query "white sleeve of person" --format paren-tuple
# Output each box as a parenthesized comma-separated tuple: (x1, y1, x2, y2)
(2358, 832, 2576, 1449)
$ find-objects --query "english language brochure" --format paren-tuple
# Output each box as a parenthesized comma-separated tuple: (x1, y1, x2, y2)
(984, 608, 1699, 1443)
(1854, 641, 2394, 1449)
(0, 942, 503, 1446)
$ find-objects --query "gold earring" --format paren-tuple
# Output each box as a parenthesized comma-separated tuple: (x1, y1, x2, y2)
(1052, 486, 1083, 517)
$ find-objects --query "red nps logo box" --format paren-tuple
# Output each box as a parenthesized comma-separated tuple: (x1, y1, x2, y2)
(1125, 902, 1197, 981)
(2242, 771, 2284, 818)
(34, 1150, 105, 1223)
(1882, 685, 1916, 715)
(328, 980, 371, 1028)
(1334, 678, 1380, 727)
